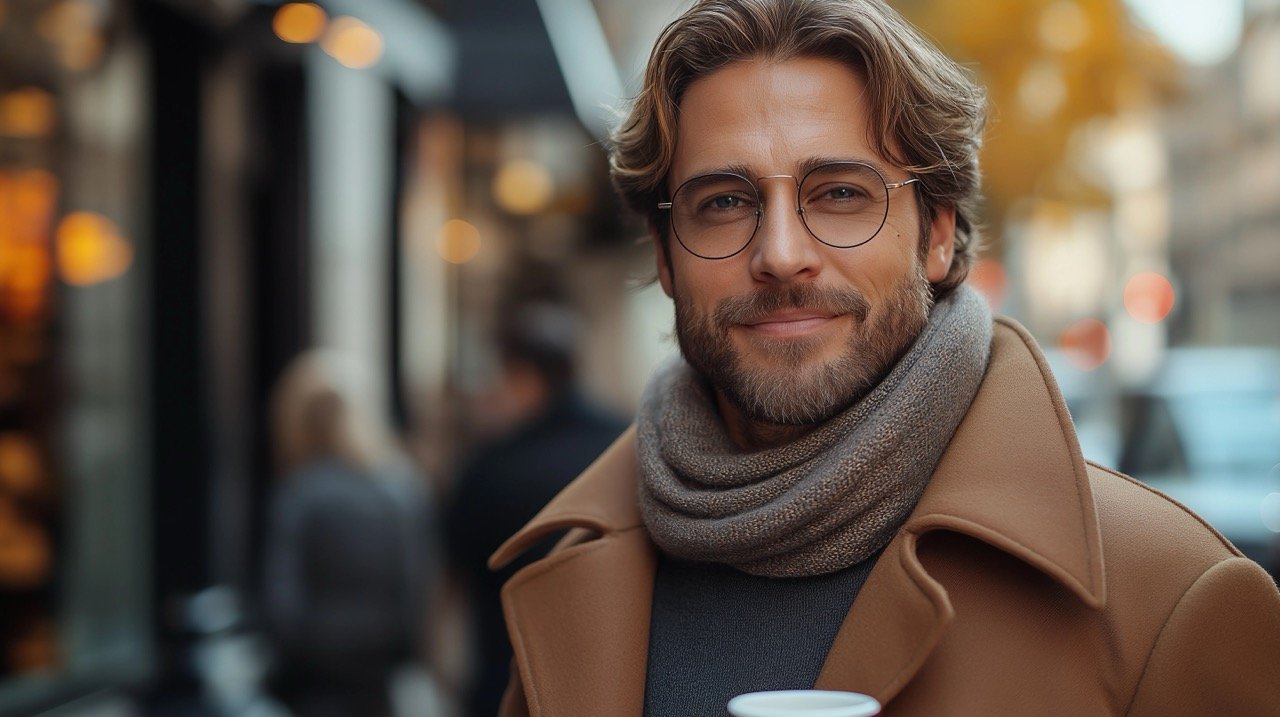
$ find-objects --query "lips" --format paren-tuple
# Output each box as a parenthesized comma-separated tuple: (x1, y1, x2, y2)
(713, 284, 870, 337)
(740, 310, 841, 337)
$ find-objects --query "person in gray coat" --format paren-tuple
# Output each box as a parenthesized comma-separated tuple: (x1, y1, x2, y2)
(263, 350, 436, 717)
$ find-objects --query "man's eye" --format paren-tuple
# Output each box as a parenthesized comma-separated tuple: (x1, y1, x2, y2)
(826, 186, 864, 200)
(699, 194, 752, 212)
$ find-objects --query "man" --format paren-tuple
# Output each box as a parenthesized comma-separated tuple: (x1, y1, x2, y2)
(489, 1, 1280, 715)
(446, 302, 628, 717)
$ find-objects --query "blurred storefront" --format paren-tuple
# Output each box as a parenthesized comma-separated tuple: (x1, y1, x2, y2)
(1, 0, 151, 712)
(1, 0, 459, 713)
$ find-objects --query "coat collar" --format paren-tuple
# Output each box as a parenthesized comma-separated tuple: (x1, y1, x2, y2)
(492, 317, 1105, 715)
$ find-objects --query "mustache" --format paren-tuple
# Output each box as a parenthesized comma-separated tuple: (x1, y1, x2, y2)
(713, 284, 870, 327)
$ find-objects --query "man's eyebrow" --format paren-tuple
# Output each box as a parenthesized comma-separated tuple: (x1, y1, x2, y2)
(679, 162, 754, 180)
(794, 156, 891, 178)
(679, 156, 893, 183)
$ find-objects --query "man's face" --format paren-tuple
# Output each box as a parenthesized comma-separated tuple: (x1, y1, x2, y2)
(656, 56, 957, 427)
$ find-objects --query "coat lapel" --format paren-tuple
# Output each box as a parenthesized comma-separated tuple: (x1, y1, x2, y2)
(814, 529, 954, 701)
(498, 527, 655, 717)
(492, 427, 655, 717)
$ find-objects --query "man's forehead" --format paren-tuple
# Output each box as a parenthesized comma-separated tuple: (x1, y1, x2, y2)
(668, 57, 886, 170)
(666, 56, 902, 186)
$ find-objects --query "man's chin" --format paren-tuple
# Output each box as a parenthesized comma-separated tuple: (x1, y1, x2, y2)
(722, 357, 864, 426)
(731, 329, 843, 367)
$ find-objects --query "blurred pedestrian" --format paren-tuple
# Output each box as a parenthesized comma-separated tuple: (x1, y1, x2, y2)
(262, 350, 436, 717)
(445, 303, 627, 717)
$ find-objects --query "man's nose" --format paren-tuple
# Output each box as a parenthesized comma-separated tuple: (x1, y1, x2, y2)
(749, 183, 822, 283)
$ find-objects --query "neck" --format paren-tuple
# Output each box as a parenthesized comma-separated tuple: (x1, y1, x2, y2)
(714, 390, 816, 451)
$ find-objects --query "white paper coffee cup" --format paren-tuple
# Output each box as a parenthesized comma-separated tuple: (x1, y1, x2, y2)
(727, 690, 881, 717)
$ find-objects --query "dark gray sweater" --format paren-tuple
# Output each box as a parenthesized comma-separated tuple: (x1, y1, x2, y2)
(642, 552, 880, 716)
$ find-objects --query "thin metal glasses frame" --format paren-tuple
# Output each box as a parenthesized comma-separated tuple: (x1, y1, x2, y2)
(657, 161, 919, 260)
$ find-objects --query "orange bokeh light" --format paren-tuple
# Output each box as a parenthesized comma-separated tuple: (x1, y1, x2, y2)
(6, 244, 50, 293)
(0, 497, 53, 589)
(36, 0, 105, 71)
(1123, 272, 1175, 324)
(1058, 318, 1111, 371)
(55, 211, 134, 287)
(492, 159, 554, 215)
(436, 219, 481, 265)
(0, 169, 59, 244)
(321, 16, 384, 69)
(2, 245, 51, 322)
(273, 2, 327, 44)
(0, 87, 57, 139)
(0, 433, 43, 497)
(0, 170, 59, 322)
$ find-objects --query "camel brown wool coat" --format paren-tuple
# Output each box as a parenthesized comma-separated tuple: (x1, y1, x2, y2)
(489, 318, 1280, 716)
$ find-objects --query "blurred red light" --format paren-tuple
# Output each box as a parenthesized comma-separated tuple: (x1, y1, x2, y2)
(1058, 318, 1111, 371)
(1123, 272, 1175, 324)
(968, 258, 1009, 311)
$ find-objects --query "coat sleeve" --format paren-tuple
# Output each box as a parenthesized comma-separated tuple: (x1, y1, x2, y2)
(1127, 557, 1280, 715)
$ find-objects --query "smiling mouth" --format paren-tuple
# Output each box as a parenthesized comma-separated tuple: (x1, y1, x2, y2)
(740, 311, 842, 338)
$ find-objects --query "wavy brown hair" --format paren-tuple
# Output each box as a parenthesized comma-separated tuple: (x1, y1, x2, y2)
(609, 0, 987, 298)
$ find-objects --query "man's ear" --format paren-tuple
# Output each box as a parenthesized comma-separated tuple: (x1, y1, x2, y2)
(925, 205, 957, 283)
(653, 231, 675, 298)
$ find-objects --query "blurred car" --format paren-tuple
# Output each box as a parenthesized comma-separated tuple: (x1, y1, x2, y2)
(1046, 347, 1280, 579)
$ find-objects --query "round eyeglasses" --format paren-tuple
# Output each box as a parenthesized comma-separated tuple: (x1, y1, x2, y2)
(657, 161, 919, 260)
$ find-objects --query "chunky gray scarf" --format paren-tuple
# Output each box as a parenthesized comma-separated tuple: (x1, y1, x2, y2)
(637, 285, 993, 578)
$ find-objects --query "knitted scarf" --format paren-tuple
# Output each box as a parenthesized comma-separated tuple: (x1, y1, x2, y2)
(637, 285, 993, 577)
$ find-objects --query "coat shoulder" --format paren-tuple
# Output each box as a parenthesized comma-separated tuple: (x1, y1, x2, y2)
(1085, 460, 1242, 578)
(1086, 463, 1280, 715)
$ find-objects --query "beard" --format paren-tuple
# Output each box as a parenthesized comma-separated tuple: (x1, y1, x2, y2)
(674, 263, 933, 426)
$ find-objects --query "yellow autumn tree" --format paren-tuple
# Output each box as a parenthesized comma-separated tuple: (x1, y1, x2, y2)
(894, 0, 1178, 253)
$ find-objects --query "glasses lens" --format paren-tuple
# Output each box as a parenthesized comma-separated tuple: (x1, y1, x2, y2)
(671, 173, 758, 259)
(798, 163, 890, 248)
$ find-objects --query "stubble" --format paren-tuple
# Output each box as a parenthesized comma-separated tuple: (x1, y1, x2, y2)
(674, 265, 933, 427)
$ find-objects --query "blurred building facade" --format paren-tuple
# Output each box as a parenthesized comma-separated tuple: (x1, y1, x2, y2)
(0, 0, 462, 712)
(1162, 2, 1280, 347)
(1, 0, 153, 711)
